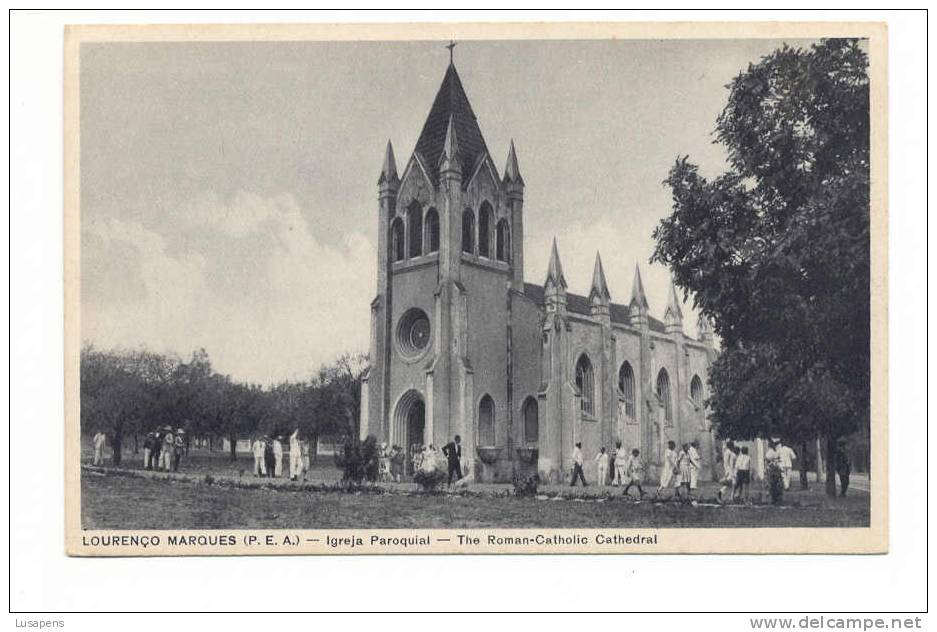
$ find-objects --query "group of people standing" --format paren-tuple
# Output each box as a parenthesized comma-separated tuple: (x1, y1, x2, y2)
(571, 440, 704, 502)
(381, 435, 465, 486)
(251, 429, 312, 481)
(143, 426, 187, 472)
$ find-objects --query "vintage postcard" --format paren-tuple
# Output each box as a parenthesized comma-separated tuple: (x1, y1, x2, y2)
(64, 21, 887, 556)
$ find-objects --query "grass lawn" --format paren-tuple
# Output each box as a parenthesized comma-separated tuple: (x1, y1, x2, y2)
(81, 465, 870, 530)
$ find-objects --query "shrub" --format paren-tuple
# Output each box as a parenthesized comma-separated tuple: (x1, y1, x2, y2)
(513, 473, 540, 497)
(413, 468, 447, 491)
(336, 435, 380, 485)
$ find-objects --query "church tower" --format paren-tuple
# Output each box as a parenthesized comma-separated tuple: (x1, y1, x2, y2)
(360, 58, 525, 478)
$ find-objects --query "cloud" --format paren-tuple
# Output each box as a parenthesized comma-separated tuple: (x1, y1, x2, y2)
(82, 191, 375, 384)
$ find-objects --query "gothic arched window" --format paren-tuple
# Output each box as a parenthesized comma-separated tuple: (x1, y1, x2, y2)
(461, 209, 475, 254)
(575, 354, 595, 416)
(424, 208, 439, 254)
(690, 375, 704, 407)
(407, 203, 423, 258)
(391, 218, 405, 262)
(478, 394, 495, 447)
(657, 368, 673, 427)
(496, 218, 510, 262)
(522, 397, 538, 445)
(478, 202, 493, 257)
(618, 361, 635, 419)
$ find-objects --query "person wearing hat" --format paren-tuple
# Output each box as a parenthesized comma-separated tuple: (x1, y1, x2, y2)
(160, 427, 175, 471)
(172, 429, 186, 472)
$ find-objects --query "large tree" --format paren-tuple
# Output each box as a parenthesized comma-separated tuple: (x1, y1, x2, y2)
(652, 39, 870, 495)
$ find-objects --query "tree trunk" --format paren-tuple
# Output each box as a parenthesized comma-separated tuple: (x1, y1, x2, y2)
(208, 436, 213, 452)
(799, 441, 809, 490)
(825, 435, 838, 497)
(133, 434, 139, 454)
(229, 432, 238, 462)
(112, 431, 123, 467)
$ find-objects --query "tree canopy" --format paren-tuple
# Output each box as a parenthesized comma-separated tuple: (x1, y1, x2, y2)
(652, 39, 870, 457)
(80, 344, 367, 462)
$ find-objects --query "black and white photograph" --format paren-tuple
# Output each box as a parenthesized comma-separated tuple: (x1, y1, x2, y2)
(63, 21, 885, 555)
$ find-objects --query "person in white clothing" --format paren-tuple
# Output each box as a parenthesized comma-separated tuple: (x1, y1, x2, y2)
(272, 436, 284, 477)
(687, 441, 701, 491)
(594, 447, 610, 486)
(613, 441, 628, 486)
(777, 442, 797, 490)
(252, 436, 266, 477)
(657, 440, 678, 498)
(92, 431, 106, 465)
(718, 442, 738, 502)
(160, 430, 174, 471)
(289, 429, 303, 481)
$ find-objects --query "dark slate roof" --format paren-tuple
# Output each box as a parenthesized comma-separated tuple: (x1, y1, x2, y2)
(522, 283, 666, 333)
(413, 63, 491, 184)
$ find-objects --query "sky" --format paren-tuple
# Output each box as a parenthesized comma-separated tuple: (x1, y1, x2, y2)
(80, 38, 813, 384)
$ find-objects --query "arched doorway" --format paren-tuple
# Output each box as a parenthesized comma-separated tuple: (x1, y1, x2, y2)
(394, 390, 425, 475)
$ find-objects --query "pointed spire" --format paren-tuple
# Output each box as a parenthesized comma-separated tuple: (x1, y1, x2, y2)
(378, 140, 399, 186)
(628, 264, 649, 329)
(439, 115, 462, 175)
(589, 252, 611, 302)
(545, 237, 567, 289)
(697, 313, 714, 345)
(629, 264, 649, 312)
(503, 139, 524, 187)
(664, 279, 685, 334)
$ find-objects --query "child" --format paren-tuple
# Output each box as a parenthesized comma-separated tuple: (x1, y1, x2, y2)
(622, 449, 646, 498)
(734, 446, 752, 501)
(594, 447, 609, 486)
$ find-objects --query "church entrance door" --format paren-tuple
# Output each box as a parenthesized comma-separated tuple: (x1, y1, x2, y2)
(405, 399, 425, 475)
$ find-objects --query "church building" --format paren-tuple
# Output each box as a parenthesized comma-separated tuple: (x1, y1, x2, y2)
(359, 59, 718, 483)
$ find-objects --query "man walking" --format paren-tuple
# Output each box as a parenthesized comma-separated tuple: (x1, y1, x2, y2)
(718, 441, 737, 502)
(777, 441, 797, 490)
(570, 442, 587, 487)
(688, 440, 701, 496)
(657, 440, 678, 499)
(442, 435, 463, 486)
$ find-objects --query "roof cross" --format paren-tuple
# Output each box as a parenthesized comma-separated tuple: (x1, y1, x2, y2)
(446, 40, 457, 64)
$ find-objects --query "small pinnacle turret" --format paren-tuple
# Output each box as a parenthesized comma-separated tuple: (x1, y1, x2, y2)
(378, 140, 399, 187)
(589, 252, 611, 320)
(503, 139, 524, 187)
(664, 279, 685, 335)
(544, 238, 568, 314)
(698, 313, 714, 345)
(628, 264, 649, 329)
(439, 115, 462, 176)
